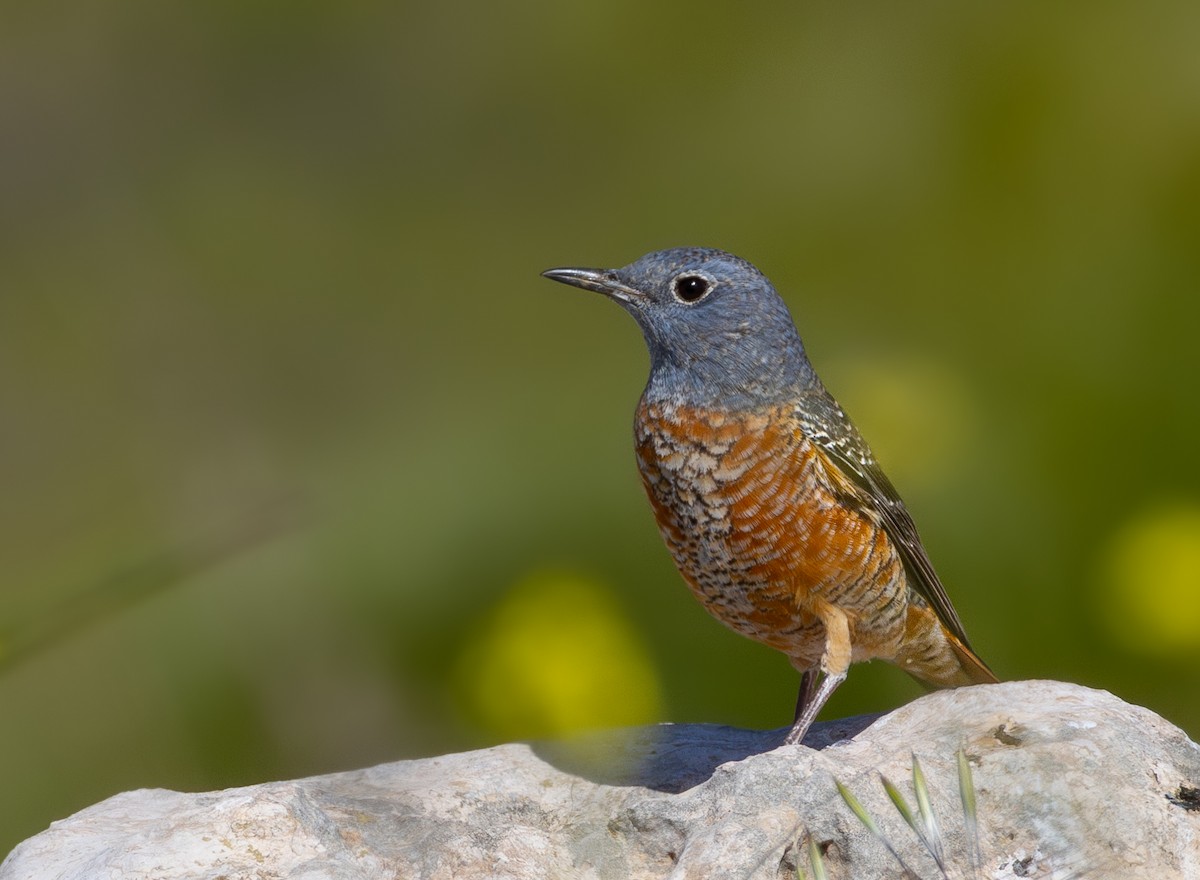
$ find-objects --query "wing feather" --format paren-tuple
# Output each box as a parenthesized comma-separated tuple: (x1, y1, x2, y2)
(795, 387, 982, 654)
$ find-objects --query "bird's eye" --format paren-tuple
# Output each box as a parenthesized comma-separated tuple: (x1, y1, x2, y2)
(672, 274, 713, 303)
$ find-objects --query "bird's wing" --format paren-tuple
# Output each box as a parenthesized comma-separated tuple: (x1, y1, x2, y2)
(793, 388, 979, 653)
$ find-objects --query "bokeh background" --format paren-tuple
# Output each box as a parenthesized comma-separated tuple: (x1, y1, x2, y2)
(3, 0, 1199, 854)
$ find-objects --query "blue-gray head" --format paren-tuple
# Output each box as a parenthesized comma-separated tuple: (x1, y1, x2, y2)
(543, 247, 817, 407)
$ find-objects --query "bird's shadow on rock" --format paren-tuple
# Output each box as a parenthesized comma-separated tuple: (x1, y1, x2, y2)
(529, 712, 881, 793)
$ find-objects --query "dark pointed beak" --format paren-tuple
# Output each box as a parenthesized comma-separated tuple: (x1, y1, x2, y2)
(541, 267, 645, 304)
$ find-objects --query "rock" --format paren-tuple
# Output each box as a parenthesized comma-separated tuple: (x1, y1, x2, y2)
(4, 681, 1199, 879)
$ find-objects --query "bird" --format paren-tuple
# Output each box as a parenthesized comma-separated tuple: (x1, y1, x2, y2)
(542, 247, 997, 746)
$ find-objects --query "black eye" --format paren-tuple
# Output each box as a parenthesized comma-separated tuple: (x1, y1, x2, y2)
(673, 274, 712, 303)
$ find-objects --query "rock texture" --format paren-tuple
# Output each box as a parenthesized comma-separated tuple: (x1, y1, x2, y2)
(4, 681, 1199, 879)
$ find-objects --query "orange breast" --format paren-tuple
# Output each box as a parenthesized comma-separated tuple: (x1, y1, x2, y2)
(634, 399, 909, 667)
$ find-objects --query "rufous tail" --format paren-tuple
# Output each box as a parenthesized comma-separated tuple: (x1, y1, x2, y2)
(897, 605, 999, 688)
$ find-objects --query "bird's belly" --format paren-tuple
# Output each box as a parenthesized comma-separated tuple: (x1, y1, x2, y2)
(635, 401, 909, 664)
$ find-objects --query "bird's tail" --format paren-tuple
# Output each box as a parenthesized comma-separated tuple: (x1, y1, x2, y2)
(897, 605, 999, 689)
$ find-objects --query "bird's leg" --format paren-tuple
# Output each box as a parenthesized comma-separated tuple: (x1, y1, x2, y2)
(785, 603, 851, 745)
(785, 669, 846, 745)
(794, 669, 818, 723)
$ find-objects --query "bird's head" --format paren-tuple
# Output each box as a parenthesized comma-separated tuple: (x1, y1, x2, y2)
(543, 247, 815, 406)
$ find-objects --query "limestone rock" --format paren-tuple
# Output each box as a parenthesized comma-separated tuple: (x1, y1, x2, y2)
(4, 681, 1199, 879)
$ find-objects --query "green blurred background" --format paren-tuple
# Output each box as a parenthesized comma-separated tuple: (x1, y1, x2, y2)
(3, 0, 1199, 854)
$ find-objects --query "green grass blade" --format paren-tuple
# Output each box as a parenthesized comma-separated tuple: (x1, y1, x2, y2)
(882, 771, 946, 876)
(912, 755, 946, 870)
(835, 778, 920, 878)
(880, 774, 919, 834)
(836, 779, 882, 836)
(957, 749, 981, 878)
(806, 834, 828, 880)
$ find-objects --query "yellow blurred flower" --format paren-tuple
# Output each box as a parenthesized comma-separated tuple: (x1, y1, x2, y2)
(1101, 502, 1200, 654)
(455, 570, 663, 740)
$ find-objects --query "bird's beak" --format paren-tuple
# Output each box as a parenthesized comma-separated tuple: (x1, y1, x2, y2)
(541, 267, 645, 305)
